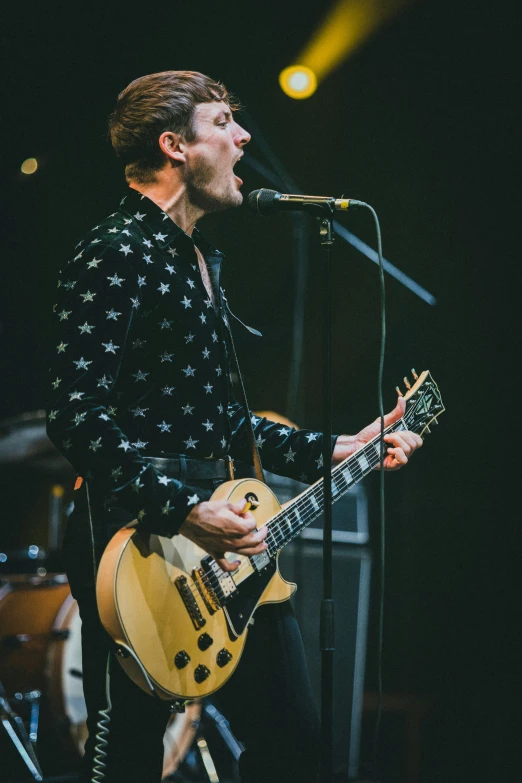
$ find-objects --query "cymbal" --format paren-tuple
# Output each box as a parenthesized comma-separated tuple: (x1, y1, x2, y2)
(0, 411, 71, 471)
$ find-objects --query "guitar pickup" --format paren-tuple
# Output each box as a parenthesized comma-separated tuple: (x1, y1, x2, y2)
(251, 550, 270, 572)
(174, 575, 206, 630)
(192, 567, 220, 615)
(200, 555, 237, 605)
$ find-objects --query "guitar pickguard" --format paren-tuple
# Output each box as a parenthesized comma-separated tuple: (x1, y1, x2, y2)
(224, 560, 277, 637)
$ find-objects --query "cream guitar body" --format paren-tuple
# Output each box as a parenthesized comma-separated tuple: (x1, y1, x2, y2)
(96, 479, 295, 701)
(96, 370, 444, 702)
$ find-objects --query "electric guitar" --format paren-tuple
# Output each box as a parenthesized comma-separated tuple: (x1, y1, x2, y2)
(96, 370, 444, 702)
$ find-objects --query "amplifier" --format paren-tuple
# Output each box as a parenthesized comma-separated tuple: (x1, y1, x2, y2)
(266, 471, 371, 780)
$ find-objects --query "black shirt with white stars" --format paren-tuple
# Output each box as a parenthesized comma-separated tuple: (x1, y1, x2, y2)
(46, 187, 336, 536)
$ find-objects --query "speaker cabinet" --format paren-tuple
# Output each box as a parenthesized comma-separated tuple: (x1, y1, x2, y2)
(267, 473, 371, 780)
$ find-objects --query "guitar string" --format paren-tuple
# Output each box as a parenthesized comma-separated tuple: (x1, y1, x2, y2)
(171, 410, 427, 600)
(208, 420, 402, 583)
(181, 415, 417, 594)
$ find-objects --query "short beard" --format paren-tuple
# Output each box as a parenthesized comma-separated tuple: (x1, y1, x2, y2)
(185, 162, 242, 214)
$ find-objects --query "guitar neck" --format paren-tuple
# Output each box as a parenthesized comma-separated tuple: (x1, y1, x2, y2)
(264, 419, 407, 556)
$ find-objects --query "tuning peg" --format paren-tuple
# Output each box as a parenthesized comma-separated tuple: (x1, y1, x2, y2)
(432, 418, 438, 425)
(403, 377, 411, 390)
(424, 425, 431, 434)
(395, 386, 403, 397)
(411, 368, 418, 380)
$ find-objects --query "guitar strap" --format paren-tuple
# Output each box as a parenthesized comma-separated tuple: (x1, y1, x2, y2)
(222, 302, 266, 484)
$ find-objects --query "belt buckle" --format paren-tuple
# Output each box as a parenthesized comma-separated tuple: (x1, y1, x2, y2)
(225, 455, 235, 480)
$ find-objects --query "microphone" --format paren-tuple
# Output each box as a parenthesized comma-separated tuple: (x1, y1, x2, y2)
(248, 188, 364, 216)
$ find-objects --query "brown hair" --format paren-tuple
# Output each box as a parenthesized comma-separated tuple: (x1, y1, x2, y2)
(108, 70, 240, 184)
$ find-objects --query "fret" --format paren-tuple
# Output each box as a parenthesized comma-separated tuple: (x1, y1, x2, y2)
(331, 477, 341, 496)
(310, 494, 320, 512)
(367, 441, 380, 459)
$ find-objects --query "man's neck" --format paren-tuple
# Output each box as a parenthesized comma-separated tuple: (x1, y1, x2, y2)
(128, 177, 203, 236)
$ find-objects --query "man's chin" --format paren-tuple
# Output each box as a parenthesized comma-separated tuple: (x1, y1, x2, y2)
(196, 189, 243, 214)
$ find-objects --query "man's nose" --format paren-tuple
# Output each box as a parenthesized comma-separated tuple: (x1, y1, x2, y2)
(235, 123, 251, 147)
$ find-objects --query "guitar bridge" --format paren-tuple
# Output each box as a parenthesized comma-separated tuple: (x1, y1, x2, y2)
(192, 567, 220, 615)
(174, 575, 206, 630)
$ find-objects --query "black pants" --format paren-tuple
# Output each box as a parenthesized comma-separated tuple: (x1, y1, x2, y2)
(65, 478, 320, 783)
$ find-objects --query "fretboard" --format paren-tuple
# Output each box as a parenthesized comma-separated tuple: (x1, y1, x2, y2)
(264, 419, 407, 557)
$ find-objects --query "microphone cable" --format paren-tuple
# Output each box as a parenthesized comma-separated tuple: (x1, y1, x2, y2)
(353, 202, 386, 781)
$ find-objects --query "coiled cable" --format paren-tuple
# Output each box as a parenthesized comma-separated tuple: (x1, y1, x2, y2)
(91, 653, 112, 783)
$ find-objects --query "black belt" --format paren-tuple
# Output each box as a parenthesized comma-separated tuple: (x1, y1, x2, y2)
(145, 455, 234, 480)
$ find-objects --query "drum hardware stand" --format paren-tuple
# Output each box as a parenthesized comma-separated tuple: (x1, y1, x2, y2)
(193, 700, 244, 783)
(202, 701, 243, 763)
(0, 680, 43, 780)
(14, 688, 42, 746)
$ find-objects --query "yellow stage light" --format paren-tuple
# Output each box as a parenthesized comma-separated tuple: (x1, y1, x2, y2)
(280, 0, 414, 97)
(279, 65, 318, 100)
(21, 158, 38, 175)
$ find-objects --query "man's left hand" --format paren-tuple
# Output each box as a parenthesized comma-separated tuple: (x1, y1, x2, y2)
(332, 396, 423, 470)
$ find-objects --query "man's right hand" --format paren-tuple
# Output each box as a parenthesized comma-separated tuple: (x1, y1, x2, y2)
(178, 499, 268, 572)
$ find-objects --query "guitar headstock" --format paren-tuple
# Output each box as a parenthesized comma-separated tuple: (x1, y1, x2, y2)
(396, 369, 445, 437)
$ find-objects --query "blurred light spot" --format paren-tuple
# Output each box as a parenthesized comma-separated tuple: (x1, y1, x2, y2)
(279, 65, 318, 99)
(21, 158, 38, 175)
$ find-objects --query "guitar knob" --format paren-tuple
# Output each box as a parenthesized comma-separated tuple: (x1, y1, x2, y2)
(216, 649, 233, 668)
(403, 377, 411, 390)
(198, 633, 213, 651)
(194, 664, 211, 683)
(175, 651, 191, 669)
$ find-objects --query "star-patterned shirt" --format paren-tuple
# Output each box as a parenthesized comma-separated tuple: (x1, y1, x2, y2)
(46, 188, 336, 535)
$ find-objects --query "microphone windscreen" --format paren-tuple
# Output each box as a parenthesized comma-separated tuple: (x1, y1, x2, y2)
(247, 188, 278, 216)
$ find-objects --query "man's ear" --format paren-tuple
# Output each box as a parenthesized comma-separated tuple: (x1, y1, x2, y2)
(159, 131, 186, 164)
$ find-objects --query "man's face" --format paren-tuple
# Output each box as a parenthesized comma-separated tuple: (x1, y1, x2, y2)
(181, 101, 251, 213)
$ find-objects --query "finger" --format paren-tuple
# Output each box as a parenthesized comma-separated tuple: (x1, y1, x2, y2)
(382, 395, 406, 427)
(385, 446, 408, 466)
(233, 541, 269, 556)
(214, 556, 241, 573)
(384, 434, 413, 456)
(225, 527, 267, 550)
(221, 511, 258, 536)
(386, 431, 422, 448)
(229, 499, 250, 516)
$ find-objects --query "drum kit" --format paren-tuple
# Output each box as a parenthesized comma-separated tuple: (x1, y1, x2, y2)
(0, 413, 242, 782)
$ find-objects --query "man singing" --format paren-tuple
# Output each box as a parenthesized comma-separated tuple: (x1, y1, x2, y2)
(46, 70, 422, 783)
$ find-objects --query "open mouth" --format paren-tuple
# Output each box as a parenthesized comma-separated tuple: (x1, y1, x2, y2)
(233, 156, 243, 185)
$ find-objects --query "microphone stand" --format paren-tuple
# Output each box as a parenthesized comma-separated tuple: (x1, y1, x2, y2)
(319, 210, 335, 783)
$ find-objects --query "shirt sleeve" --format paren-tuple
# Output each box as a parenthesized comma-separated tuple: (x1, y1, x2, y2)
(46, 242, 211, 536)
(227, 398, 338, 484)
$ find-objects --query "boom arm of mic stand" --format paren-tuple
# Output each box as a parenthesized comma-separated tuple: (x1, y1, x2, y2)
(242, 152, 437, 306)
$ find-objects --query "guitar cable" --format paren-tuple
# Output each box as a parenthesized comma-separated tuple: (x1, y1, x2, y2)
(353, 203, 387, 781)
(91, 654, 112, 783)
(81, 481, 113, 783)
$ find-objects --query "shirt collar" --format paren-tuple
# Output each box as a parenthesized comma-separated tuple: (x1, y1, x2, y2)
(118, 187, 184, 250)
(118, 187, 224, 257)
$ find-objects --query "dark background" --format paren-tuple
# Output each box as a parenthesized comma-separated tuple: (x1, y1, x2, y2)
(1, 1, 520, 781)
